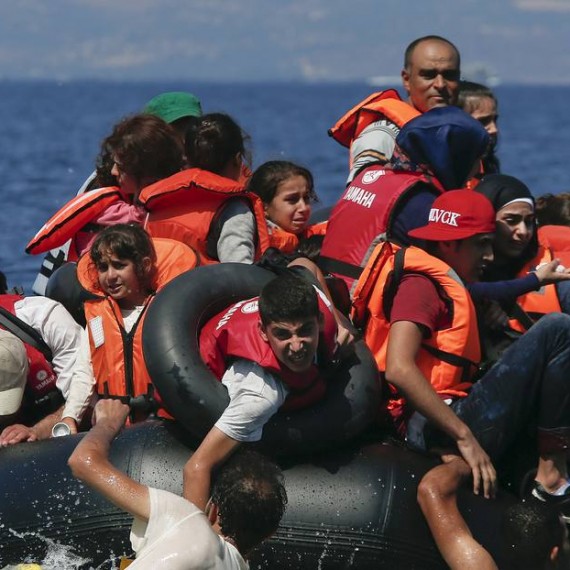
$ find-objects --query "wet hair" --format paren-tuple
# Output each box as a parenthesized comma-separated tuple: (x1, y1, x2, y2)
(403, 35, 460, 70)
(296, 234, 324, 262)
(536, 192, 570, 227)
(211, 448, 287, 554)
(185, 113, 251, 175)
(259, 273, 319, 326)
(96, 114, 184, 188)
(457, 80, 498, 115)
(89, 224, 157, 292)
(501, 501, 565, 570)
(0, 271, 7, 295)
(248, 161, 318, 205)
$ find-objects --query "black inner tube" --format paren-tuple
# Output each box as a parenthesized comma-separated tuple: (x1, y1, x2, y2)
(142, 263, 381, 455)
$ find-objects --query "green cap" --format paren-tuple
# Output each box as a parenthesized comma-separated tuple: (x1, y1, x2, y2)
(143, 91, 202, 124)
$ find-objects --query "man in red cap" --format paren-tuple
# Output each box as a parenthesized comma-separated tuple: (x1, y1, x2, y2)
(353, 189, 570, 515)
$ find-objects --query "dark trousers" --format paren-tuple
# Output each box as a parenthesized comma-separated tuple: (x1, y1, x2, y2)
(425, 313, 570, 461)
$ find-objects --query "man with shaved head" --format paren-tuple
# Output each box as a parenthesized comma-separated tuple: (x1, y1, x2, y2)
(331, 35, 461, 183)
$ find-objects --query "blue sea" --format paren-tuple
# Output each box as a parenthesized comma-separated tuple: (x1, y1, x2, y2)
(1, 81, 569, 293)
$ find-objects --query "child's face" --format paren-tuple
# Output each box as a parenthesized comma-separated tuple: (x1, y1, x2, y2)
(259, 315, 320, 373)
(265, 175, 312, 235)
(96, 252, 150, 308)
(469, 97, 498, 145)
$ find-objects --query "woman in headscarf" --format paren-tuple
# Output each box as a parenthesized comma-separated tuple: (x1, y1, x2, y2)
(472, 174, 570, 327)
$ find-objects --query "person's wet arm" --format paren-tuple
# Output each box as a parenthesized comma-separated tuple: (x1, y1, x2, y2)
(386, 321, 496, 498)
(418, 457, 497, 570)
(68, 400, 151, 521)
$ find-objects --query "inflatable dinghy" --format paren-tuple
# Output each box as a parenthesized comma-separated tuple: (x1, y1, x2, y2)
(0, 421, 515, 569)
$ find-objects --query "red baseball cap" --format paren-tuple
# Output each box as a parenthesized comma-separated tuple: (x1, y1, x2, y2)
(408, 189, 496, 241)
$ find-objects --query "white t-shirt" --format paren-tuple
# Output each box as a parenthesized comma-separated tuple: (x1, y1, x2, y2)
(129, 487, 248, 569)
(214, 360, 289, 443)
(14, 296, 95, 422)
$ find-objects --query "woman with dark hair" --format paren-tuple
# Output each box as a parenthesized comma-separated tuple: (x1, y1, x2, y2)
(27, 114, 185, 261)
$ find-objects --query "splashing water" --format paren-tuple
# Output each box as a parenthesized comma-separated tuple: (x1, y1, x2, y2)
(3, 528, 122, 570)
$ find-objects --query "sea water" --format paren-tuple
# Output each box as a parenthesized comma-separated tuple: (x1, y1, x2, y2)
(1, 81, 570, 292)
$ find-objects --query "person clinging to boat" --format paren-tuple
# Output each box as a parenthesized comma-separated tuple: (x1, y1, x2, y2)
(68, 398, 287, 568)
(139, 112, 272, 265)
(74, 224, 198, 424)
(0, 271, 94, 444)
(186, 271, 341, 511)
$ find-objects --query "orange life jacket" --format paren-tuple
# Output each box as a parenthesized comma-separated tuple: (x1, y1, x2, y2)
(77, 238, 199, 421)
(508, 244, 563, 332)
(351, 242, 480, 424)
(138, 168, 271, 265)
(328, 90, 420, 169)
(268, 221, 328, 253)
(26, 187, 125, 261)
(199, 287, 338, 411)
(537, 225, 570, 267)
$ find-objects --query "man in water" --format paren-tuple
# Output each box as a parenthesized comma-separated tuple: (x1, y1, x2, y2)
(335, 35, 461, 183)
(68, 399, 287, 568)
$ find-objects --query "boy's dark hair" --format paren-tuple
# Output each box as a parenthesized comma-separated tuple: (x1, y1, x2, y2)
(90, 224, 157, 291)
(96, 114, 184, 188)
(247, 160, 317, 205)
(185, 112, 251, 175)
(457, 80, 497, 115)
(501, 501, 565, 570)
(258, 274, 319, 327)
(211, 449, 287, 554)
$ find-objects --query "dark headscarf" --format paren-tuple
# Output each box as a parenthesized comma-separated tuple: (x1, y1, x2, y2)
(474, 174, 535, 211)
(395, 107, 489, 190)
(474, 174, 538, 278)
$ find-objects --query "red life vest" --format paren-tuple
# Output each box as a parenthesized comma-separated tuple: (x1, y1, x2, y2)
(138, 168, 271, 265)
(0, 295, 58, 402)
(350, 242, 480, 428)
(199, 287, 338, 411)
(26, 187, 125, 261)
(319, 166, 443, 292)
(77, 238, 199, 421)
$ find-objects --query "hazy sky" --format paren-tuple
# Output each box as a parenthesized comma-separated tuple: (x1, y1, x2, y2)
(0, 0, 569, 84)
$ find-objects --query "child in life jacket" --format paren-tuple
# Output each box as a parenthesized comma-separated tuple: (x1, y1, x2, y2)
(185, 272, 338, 511)
(77, 223, 198, 423)
(248, 160, 326, 254)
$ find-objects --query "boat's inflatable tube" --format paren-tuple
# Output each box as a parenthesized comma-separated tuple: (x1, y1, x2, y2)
(142, 262, 381, 456)
(0, 422, 515, 569)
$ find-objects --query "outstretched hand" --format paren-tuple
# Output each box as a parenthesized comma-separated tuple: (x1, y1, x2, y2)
(535, 259, 570, 285)
(456, 432, 497, 499)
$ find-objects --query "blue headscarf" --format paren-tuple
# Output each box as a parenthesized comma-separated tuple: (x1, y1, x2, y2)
(395, 107, 489, 190)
